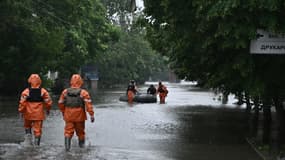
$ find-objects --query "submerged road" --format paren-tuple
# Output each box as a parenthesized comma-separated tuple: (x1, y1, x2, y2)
(0, 82, 262, 160)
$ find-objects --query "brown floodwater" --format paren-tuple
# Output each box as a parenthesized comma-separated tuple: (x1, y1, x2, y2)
(0, 82, 262, 160)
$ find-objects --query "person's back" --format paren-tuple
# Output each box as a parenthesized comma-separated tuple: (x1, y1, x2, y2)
(58, 74, 94, 151)
(126, 80, 137, 103)
(147, 85, 156, 95)
(127, 83, 135, 92)
(18, 74, 52, 146)
(126, 80, 137, 94)
(157, 81, 168, 103)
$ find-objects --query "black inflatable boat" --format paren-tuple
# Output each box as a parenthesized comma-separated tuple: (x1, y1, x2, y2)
(119, 94, 157, 103)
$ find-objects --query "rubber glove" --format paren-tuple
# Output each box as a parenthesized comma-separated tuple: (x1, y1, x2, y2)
(46, 110, 50, 116)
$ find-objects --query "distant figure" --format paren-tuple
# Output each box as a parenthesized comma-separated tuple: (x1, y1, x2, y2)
(18, 74, 52, 146)
(126, 80, 138, 103)
(58, 74, 95, 151)
(157, 81, 168, 104)
(147, 84, 157, 95)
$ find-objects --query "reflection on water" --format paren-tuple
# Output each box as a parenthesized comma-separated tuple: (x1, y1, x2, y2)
(0, 82, 261, 160)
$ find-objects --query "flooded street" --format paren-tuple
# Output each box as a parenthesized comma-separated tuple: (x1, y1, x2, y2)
(0, 82, 262, 160)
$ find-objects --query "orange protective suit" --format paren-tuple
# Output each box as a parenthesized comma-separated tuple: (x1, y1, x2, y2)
(18, 74, 52, 137)
(157, 82, 168, 104)
(58, 74, 94, 141)
(126, 81, 137, 103)
(127, 90, 135, 103)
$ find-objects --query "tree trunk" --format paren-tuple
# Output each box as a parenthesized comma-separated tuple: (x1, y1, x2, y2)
(262, 99, 272, 144)
(273, 97, 285, 150)
(222, 91, 229, 104)
(246, 93, 251, 107)
(236, 91, 244, 105)
(251, 97, 260, 138)
(244, 93, 252, 136)
(245, 93, 251, 113)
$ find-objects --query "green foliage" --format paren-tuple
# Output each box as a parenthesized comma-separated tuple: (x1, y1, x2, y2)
(95, 28, 168, 87)
(142, 0, 285, 100)
(94, 0, 169, 87)
(0, 0, 116, 94)
(100, 0, 135, 29)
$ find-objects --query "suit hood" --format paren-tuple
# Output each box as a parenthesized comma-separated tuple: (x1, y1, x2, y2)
(70, 74, 83, 88)
(28, 74, 42, 88)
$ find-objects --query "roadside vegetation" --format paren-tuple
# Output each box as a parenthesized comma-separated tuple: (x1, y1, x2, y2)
(0, 0, 168, 94)
(141, 0, 285, 156)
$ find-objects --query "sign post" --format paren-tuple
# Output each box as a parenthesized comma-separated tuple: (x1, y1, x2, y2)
(250, 29, 285, 54)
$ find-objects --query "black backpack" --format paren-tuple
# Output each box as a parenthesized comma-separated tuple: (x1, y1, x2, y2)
(26, 88, 43, 102)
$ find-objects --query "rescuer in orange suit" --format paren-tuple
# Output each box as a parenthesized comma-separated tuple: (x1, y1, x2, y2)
(58, 74, 94, 151)
(126, 80, 138, 103)
(157, 81, 168, 104)
(18, 74, 52, 146)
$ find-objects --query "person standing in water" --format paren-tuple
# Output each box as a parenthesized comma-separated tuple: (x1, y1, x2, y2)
(147, 84, 157, 95)
(58, 74, 95, 151)
(18, 74, 52, 146)
(126, 80, 138, 103)
(157, 81, 168, 104)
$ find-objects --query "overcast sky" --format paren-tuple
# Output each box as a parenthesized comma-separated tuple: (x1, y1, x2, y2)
(136, 0, 144, 10)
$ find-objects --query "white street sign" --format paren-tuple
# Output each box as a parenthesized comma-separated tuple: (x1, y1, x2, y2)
(250, 29, 285, 54)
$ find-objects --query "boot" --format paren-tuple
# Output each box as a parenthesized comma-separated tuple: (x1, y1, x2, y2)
(23, 133, 33, 146)
(25, 128, 32, 134)
(65, 137, 71, 151)
(34, 136, 41, 146)
(78, 139, 85, 148)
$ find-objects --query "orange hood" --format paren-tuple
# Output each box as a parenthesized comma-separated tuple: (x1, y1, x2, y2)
(70, 74, 83, 88)
(28, 74, 42, 88)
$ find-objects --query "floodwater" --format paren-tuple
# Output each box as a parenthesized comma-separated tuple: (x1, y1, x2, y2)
(0, 82, 262, 160)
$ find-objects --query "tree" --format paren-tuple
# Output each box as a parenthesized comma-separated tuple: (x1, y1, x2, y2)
(0, 0, 64, 94)
(94, 0, 169, 87)
(142, 0, 285, 149)
(0, 0, 117, 94)
(95, 28, 168, 87)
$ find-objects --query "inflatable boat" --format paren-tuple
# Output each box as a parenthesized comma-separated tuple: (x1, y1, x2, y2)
(119, 94, 157, 103)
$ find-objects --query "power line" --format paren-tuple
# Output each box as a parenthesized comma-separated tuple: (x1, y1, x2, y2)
(33, 0, 72, 26)
(35, 0, 55, 11)
(19, 0, 98, 37)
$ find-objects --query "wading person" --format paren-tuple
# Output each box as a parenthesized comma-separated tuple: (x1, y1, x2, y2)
(147, 84, 157, 95)
(126, 80, 138, 103)
(157, 81, 168, 104)
(18, 74, 52, 146)
(58, 74, 95, 151)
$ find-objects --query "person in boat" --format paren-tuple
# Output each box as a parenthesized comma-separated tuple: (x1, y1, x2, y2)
(18, 74, 53, 146)
(157, 81, 168, 103)
(126, 80, 138, 103)
(147, 84, 157, 95)
(58, 74, 95, 151)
